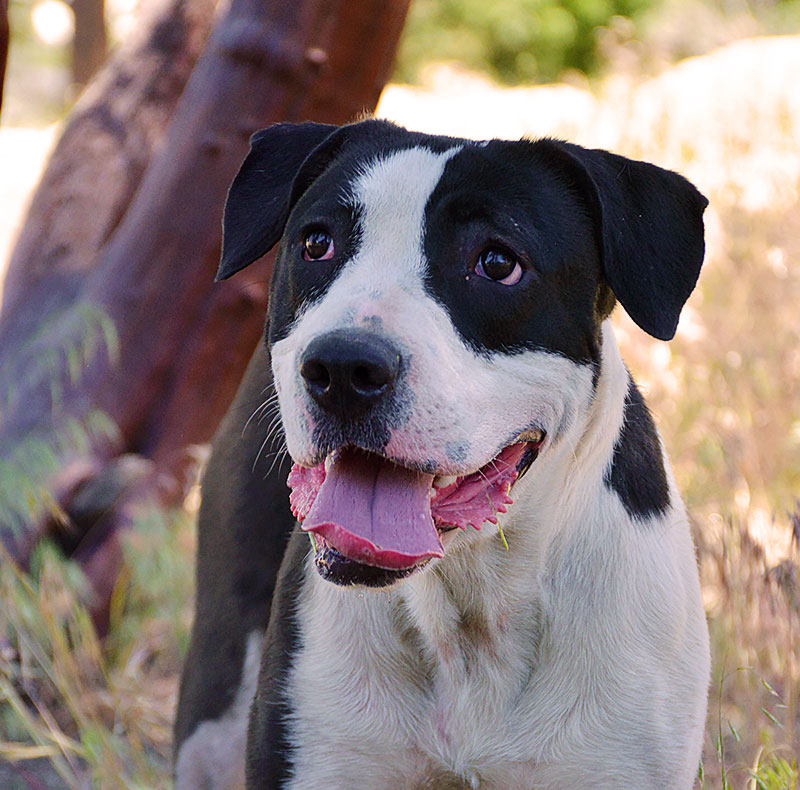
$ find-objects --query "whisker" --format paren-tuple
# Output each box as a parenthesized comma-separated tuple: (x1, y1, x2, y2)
(243, 403, 269, 435)
(263, 415, 285, 444)
(252, 433, 273, 473)
(259, 404, 282, 426)
(264, 443, 290, 478)
(243, 391, 279, 435)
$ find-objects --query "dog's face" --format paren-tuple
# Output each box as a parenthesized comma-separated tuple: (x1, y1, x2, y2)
(218, 120, 706, 588)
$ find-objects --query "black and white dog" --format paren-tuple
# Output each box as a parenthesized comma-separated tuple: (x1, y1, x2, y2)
(174, 120, 711, 789)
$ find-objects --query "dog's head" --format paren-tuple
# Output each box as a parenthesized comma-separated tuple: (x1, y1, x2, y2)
(218, 120, 707, 588)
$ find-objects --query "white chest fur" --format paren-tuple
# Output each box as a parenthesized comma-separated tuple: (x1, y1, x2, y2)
(286, 506, 708, 788)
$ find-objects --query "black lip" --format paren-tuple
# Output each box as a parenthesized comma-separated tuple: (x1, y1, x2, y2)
(313, 542, 425, 587)
(515, 440, 543, 481)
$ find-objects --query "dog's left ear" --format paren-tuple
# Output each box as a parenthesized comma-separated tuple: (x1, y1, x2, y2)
(540, 140, 708, 341)
(216, 122, 339, 281)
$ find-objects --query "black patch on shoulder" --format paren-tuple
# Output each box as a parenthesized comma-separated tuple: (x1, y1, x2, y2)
(604, 376, 670, 520)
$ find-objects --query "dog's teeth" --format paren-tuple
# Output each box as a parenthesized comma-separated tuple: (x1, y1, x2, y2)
(433, 475, 457, 488)
(520, 429, 544, 443)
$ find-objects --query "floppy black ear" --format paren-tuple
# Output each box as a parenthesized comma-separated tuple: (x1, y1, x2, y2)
(216, 122, 339, 281)
(542, 140, 708, 340)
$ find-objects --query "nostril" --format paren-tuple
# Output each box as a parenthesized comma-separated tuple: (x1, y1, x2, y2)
(299, 330, 401, 416)
(351, 363, 391, 393)
(301, 358, 331, 392)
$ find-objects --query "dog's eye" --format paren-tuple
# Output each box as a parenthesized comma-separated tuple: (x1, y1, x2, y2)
(475, 248, 522, 285)
(302, 230, 334, 261)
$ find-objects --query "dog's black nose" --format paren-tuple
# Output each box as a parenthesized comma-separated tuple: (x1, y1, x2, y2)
(300, 330, 401, 417)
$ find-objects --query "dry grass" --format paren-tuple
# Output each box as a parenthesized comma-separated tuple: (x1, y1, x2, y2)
(0, 510, 194, 789)
(2, 33, 799, 788)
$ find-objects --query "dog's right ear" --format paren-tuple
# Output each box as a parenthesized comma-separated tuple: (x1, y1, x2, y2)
(216, 122, 339, 281)
(532, 139, 707, 341)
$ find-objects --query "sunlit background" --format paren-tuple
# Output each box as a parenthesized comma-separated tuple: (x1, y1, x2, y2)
(1, 0, 799, 787)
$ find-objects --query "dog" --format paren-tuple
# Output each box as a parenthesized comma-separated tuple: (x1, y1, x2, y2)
(174, 119, 711, 789)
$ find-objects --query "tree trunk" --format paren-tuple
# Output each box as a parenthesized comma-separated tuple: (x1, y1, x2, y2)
(0, 0, 8, 117)
(0, 0, 411, 625)
(0, 0, 216, 333)
(71, 0, 107, 86)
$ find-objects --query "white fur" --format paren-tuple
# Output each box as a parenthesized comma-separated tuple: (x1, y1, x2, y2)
(175, 630, 263, 790)
(269, 148, 709, 788)
(285, 329, 709, 788)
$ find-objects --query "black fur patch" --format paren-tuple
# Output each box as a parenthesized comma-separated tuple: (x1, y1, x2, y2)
(174, 344, 295, 754)
(422, 140, 606, 365)
(604, 377, 670, 520)
(245, 529, 310, 789)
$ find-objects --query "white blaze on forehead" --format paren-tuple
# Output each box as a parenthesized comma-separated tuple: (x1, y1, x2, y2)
(348, 146, 461, 275)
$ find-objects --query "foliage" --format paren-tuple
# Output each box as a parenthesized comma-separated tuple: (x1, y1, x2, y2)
(0, 304, 119, 533)
(0, 509, 194, 789)
(394, 0, 800, 85)
(394, 0, 651, 84)
(697, 520, 800, 789)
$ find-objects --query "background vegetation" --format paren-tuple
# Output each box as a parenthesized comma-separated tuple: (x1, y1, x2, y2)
(395, 0, 800, 83)
(395, 0, 652, 83)
(2, 0, 800, 787)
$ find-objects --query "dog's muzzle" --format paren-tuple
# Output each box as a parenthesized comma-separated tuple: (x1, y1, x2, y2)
(290, 329, 544, 587)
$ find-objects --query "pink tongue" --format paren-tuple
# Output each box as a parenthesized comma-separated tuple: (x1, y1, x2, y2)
(300, 448, 444, 570)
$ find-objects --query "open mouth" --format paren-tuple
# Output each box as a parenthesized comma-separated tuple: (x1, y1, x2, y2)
(287, 433, 544, 586)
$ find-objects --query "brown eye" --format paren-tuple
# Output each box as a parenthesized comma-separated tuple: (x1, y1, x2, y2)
(475, 248, 522, 285)
(302, 230, 334, 261)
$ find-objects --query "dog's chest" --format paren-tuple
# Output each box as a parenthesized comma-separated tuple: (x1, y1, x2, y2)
(286, 564, 550, 789)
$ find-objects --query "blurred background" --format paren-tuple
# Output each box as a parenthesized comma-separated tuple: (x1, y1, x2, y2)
(0, 0, 799, 787)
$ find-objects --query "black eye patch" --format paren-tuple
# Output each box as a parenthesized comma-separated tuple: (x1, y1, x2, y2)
(268, 181, 364, 346)
(421, 144, 604, 364)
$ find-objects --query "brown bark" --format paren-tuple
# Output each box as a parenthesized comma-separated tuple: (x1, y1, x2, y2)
(0, 0, 411, 604)
(0, 0, 216, 333)
(306, 0, 410, 123)
(0, 0, 7, 118)
(71, 0, 107, 86)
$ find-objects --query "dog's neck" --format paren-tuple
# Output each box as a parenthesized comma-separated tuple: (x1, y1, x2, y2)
(395, 321, 632, 672)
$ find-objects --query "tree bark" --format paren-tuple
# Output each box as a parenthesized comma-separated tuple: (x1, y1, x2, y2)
(0, 0, 411, 614)
(71, 0, 108, 86)
(0, 0, 217, 571)
(0, 0, 8, 118)
(0, 0, 216, 334)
